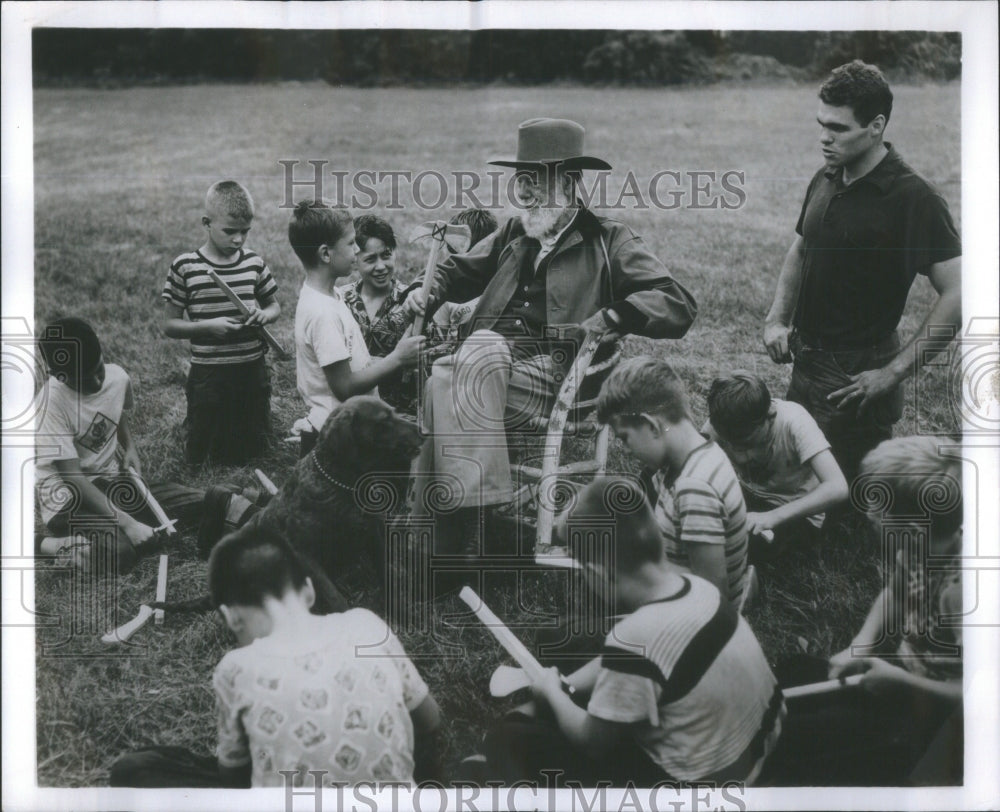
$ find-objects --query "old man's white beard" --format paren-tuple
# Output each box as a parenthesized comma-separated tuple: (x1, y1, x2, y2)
(517, 200, 572, 241)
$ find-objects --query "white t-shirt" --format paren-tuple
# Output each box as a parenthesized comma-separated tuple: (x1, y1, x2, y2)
(35, 363, 132, 523)
(705, 399, 831, 528)
(294, 282, 375, 431)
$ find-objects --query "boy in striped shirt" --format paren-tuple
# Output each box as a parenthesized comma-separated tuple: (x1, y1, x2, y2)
(482, 476, 783, 786)
(596, 356, 750, 607)
(163, 181, 280, 465)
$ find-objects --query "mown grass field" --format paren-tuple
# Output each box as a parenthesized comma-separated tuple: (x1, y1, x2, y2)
(31, 82, 961, 786)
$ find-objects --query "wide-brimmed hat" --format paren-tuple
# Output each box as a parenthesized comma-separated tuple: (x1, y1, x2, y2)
(488, 118, 611, 171)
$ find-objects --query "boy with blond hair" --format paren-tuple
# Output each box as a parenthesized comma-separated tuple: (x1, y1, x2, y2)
(163, 180, 280, 465)
(596, 356, 750, 607)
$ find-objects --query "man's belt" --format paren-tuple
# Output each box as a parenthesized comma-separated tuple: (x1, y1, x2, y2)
(794, 329, 898, 353)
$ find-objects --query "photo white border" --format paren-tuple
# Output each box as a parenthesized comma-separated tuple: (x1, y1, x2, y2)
(3, 2, 998, 810)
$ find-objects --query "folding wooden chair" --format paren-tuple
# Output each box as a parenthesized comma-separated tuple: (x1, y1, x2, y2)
(504, 331, 623, 563)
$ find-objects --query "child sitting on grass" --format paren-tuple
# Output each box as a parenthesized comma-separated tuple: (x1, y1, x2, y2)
(596, 356, 751, 607)
(704, 371, 848, 560)
(35, 317, 202, 573)
(477, 476, 784, 786)
(163, 180, 280, 466)
(769, 435, 962, 785)
(289, 200, 424, 455)
(111, 521, 441, 788)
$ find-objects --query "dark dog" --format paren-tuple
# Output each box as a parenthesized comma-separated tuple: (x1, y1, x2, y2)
(156, 396, 424, 615)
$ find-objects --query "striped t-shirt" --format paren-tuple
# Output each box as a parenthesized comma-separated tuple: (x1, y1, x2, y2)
(163, 249, 278, 365)
(652, 441, 749, 607)
(589, 575, 784, 782)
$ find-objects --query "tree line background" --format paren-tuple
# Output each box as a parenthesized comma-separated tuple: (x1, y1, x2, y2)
(33, 29, 960, 86)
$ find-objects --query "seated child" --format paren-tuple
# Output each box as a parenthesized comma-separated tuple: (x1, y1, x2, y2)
(35, 317, 202, 572)
(428, 208, 499, 347)
(478, 476, 784, 786)
(596, 356, 750, 607)
(163, 180, 280, 466)
(343, 214, 421, 411)
(110, 521, 441, 788)
(762, 436, 963, 786)
(289, 201, 425, 454)
(704, 372, 848, 559)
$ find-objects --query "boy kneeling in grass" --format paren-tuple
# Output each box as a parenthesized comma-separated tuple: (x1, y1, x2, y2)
(288, 200, 425, 456)
(111, 521, 441, 788)
(477, 476, 784, 786)
(597, 356, 751, 608)
(36, 317, 202, 573)
(704, 371, 849, 561)
(761, 435, 963, 786)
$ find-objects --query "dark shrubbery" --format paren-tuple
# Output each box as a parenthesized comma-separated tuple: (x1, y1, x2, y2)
(32, 29, 961, 87)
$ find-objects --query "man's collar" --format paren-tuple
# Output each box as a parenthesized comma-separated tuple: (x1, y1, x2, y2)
(824, 142, 902, 192)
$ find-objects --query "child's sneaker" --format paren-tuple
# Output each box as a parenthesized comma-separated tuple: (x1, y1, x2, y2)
(39, 535, 94, 574)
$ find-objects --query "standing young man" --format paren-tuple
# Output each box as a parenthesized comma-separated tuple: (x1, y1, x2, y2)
(763, 61, 962, 480)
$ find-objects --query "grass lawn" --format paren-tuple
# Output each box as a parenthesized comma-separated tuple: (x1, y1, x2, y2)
(31, 82, 961, 786)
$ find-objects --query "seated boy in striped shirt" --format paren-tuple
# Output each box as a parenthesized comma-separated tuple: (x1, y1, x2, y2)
(480, 476, 784, 786)
(163, 181, 280, 465)
(596, 356, 750, 607)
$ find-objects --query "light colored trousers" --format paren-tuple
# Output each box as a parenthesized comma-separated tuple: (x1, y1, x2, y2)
(413, 330, 557, 512)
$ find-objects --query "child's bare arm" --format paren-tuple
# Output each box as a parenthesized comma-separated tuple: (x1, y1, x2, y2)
(116, 411, 141, 476)
(566, 657, 602, 696)
(322, 335, 427, 401)
(51, 458, 153, 545)
(162, 301, 243, 340)
(829, 586, 895, 677)
(532, 668, 625, 760)
(243, 295, 280, 327)
(410, 694, 443, 783)
(747, 449, 849, 535)
(852, 659, 962, 703)
(686, 542, 729, 598)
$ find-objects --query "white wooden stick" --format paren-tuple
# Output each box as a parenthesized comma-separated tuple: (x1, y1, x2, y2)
(412, 236, 443, 337)
(101, 605, 153, 644)
(459, 587, 544, 680)
(254, 468, 279, 496)
(783, 674, 863, 699)
(126, 467, 173, 626)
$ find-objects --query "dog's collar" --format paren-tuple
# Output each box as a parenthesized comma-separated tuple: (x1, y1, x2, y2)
(309, 450, 354, 491)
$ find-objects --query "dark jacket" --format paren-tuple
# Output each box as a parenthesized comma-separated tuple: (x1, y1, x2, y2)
(427, 208, 697, 341)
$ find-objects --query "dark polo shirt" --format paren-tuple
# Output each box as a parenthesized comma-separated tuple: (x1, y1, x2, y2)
(793, 144, 961, 349)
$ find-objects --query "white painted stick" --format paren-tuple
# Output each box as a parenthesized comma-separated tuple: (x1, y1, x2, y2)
(783, 674, 863, 699)
(254, 468, 279, 496)
(154, 554, 168, 625)
(126, 467, 172, 626)
(101, 605, 153, 644)
(459, 587, 544, 680)
(412, 235, 443, 336)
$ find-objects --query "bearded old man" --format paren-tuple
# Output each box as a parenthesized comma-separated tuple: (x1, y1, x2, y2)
(407, 118, 698, 556)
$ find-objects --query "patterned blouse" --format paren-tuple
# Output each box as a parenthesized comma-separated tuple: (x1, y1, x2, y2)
(342, 279, 415, 357)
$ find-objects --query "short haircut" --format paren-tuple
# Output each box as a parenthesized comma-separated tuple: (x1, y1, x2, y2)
(819, 60, 893, 126)
(354, 214, 397, 252)
(707, 372, 772, 442)
(205, 180, 255, 221)
(449, 208, 499, 249)
(565, 476, 662, 575)
(859, 436, 962, 537)
(596, 355, 690, 425)
(208, 522, 308, 609)
(39, 317, 102, 377)
(288, 200, 353, 266)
